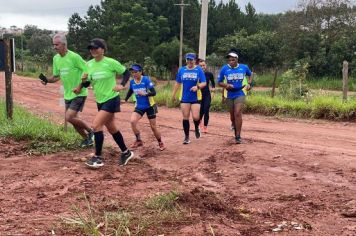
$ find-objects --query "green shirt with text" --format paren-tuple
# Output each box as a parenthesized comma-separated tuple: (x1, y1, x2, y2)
(53, 50, 88, 100)
(87, 57, 126, 103)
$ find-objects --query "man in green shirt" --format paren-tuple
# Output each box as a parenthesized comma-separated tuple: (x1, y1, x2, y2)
(40, 34, 93, 147)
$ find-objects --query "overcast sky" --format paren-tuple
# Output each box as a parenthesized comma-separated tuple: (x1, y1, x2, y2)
(0, 0, 299, 31)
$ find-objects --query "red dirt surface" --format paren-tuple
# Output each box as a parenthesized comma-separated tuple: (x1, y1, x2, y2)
(1, 74, 356, 235)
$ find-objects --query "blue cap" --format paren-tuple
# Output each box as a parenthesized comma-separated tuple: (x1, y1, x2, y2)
(129, 64, 143, 72)
(185, 53, 196, 60)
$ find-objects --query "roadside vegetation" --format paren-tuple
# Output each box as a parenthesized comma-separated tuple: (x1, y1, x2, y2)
(61, 191, 185, 236)
(0, 100, 81, 154)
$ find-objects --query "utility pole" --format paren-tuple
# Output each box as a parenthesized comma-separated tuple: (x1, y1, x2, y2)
(199, 0, 209, 60)
(175, 0, 190, 68)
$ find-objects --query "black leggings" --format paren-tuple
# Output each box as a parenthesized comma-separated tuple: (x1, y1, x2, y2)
(200, 93, 211, 126)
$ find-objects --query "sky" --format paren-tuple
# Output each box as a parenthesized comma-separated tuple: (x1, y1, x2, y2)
(0, 0, 299, 31)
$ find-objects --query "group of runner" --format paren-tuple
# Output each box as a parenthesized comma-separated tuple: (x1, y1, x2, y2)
(41, 34, 252, 169)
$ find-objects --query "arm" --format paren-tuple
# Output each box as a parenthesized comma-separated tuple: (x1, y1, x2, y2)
(191, 68, 206, 91)
(146, 87, 156, 96)
(120, 69, 130, 86)
(246, 71, 253, 91)
(125, 88, 134, 101)
(172, 82, 181, 101)
(210, 73, 216, 90)
(39, 73, 60, 85)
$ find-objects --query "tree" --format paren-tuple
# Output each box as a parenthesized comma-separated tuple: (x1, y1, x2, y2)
(152, 38, 192, 77)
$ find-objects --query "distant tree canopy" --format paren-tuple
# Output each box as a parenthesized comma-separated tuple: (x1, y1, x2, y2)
(6, 0, 356, 77)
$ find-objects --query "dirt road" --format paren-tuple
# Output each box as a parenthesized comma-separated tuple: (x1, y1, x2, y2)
(1, 74, 356, 235)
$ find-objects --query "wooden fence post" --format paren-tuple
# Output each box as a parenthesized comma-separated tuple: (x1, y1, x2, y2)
(271, 68, 278, 98)
(342, 61, 348, 101)
(4, 39, 13, 120)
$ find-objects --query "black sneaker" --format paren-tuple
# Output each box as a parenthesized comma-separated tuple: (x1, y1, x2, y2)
(85, 156, 104, 169)
(235, 136, 242, 144)
(195, 128, 201, 139)
(80, 138, 94, 148)
(88, 130, 94, 141)
(119, 150, 134, 166)
(183, 137, 191, 144)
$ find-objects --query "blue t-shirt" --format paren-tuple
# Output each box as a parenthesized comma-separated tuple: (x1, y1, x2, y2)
(129, 76, 155, 110)
(218, 64, 252, 99)
(176, 66, 206, 102)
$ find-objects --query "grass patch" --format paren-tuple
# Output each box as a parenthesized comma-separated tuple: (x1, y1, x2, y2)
(0, 100, 81, 154)
(61, 191, 185, 236)
(245, 93, 356, 121)
(254, 73, 356, 91)
(151, 83, 356, 121)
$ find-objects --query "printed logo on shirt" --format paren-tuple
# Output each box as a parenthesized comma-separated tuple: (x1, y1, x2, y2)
(133, 87, 147, 96)
(182, 72, 198, 81)
(92, 71, 107, 80)
(227, 73, 244, 81)
(60, 68, 70, 76)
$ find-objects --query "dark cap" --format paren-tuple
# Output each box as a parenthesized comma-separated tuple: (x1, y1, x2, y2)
(129, 64, 143, 72)
(87, 38, 107, 50)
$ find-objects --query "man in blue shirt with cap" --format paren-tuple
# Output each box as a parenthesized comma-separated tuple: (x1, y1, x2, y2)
(218, 49, 253, 144)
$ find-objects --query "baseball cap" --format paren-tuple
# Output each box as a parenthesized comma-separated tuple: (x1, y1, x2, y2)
(185, 53, 196, 60)
(87, 39, 107, 50)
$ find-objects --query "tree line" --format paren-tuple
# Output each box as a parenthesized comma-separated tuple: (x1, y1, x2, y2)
(5, 0, 356, 78)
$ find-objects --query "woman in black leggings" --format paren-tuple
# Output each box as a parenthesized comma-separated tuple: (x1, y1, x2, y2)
(198, 59, 215, 133)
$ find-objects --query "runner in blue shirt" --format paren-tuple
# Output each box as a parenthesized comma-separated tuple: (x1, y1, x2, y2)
(124, 64, 165, 151)
(172, 53, 207, 144)
(218, 49, 253, 144)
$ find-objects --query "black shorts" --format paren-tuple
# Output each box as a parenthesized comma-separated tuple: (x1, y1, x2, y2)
(134, 105, 158, 119)
(97, 95, 121, 113)
(65, 96, 86, 112)
(180, 100, 201, 104)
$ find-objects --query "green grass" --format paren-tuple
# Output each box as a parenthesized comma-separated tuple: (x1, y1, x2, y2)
(0, 100, 81, 154)
(245, 92, 356, 120)
(254, 73, 356, 91)
(152, 82, 356, 121)
(61, 191, 184, 236)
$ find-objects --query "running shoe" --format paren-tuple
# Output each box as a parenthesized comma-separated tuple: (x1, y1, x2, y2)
(85, 156, 104, 168)
(158, 142, 166, 151)
(88, 130, 94, 141)
(130, 140, 143, 148)
(235, 136, 242, 144)
(183, 137, 191, 144)
(119, 150, 134, 166)
(203, 126, 208, 133)
(80, 138, 94, 148)
(230, 124, 235, 131)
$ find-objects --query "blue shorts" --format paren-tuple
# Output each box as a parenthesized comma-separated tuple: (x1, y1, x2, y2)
(97, 95, 121, 113)
(134, 105, 158, 119)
